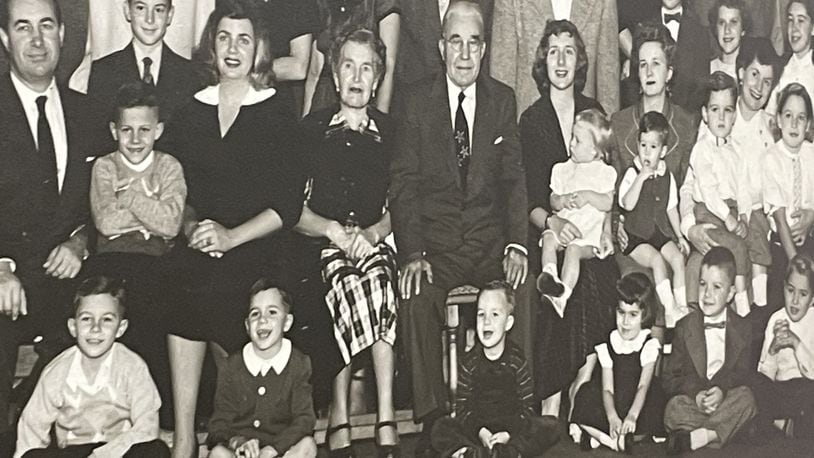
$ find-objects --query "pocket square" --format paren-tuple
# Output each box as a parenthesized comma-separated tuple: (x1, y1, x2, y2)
(85, 156, 97, 163)
(493, 136, 504, 145)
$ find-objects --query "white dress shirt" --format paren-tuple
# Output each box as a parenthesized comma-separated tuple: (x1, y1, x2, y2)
(762, 140, 814, 231)
(704, 309, 727, 380)
(758, 307, 814, 381)
(242, 339, 292, 377)
(10, 72, 68, 193)
(551, 0, 573, 20)
(661, 5, 683, 43)
(690, 126, 752, 221)
(132, 41, 163, 83)
(766, 49, 814, 114)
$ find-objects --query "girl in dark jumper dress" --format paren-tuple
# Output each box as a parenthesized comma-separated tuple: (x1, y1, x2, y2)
(571, 273, 666, 453)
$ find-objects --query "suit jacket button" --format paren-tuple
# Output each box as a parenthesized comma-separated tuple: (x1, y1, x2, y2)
(253, 420, 261, 428)
(257, 386, 266, 396)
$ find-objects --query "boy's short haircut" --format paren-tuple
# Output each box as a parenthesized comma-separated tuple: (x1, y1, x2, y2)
(701, 246, 737, 286)
(477, 280, 515, 315)
(638, 110, 670, 146)
(775, 83, 814, 141)
(73, 276, 127, 317)
(735, 37, 783, 83)
(128, 0, 173, 8)
(113, 81, 161, 124)
(249, 278, 293, 314)
(616, 272, 655, 329)
(704, 71, 738, 107)
(787, 254, 814, 290)
(708, 0, 751, 36)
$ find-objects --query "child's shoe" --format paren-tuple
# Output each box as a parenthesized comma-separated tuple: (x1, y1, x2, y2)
(665, 431, 691, 455)
(490, 443, 520, 458)
(536, 271, 565, 297)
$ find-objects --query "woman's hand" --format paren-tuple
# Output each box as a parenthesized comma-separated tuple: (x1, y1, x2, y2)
(348, 232, 376, 260)
(687, 223, 718, 255)
(189, 219, 235, 254)
(597, 229, 614, 259)
(616, 221, 628, 252)
(326, 221, 355, 254)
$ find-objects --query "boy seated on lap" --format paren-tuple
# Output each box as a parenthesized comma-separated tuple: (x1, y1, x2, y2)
(663, 247, 756, 453)
(14, 276, 168, 458)
(432, 281, 559, 457)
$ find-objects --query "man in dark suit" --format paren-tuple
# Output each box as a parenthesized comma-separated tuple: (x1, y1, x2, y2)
(0, 0, 106, 451)
(663, 247, 756, 453)
(390, 0, 527, 452)
(87, 0, 196, 123)
(661, 0, 712, 111)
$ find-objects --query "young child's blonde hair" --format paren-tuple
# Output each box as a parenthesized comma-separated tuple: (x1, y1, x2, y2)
(574, 108, 613, 162)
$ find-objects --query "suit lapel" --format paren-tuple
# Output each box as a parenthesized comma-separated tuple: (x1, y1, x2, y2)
(1, 74, 38, 154)
(124, 43, 141, 82)
(722, 315, 746, 375)
(686, 313, 708, 380)
(430, 75, 460, 186)
(471, 78, 494, 185)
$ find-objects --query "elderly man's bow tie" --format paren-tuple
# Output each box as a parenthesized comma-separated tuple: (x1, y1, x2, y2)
(664, 12, 681, 24)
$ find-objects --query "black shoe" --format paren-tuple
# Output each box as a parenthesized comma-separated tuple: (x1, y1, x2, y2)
(665, 431, 691, 455)
(620, 433, 634, 454)
(579, 431, 593, 451)
(536, 272, 564, 296)
(490, 443, 520, 458)
(375, 421, 400, 458)
(327, 423, 353, 458)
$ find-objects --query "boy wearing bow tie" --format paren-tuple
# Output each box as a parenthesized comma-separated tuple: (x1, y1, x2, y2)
(663, 247, 756, 454)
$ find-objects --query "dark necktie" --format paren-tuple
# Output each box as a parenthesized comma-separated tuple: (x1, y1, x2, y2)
(664, 12, 681, 24)
(36, 95, 59, 197)
(704, 321, 726, 330)
(142, 57, 154, 85)
(454, 91, 470, 186)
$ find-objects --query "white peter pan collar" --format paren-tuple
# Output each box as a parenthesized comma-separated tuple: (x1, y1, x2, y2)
(242, 338, 291, 377)
(194, 84, 277, 107)
(609, 329, 651, 354)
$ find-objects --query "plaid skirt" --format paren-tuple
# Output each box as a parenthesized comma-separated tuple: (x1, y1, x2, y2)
(321, 243, 398, 365)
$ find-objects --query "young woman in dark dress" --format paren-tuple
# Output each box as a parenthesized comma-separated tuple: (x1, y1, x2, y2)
(162, 2, 304, 455)
(520, 20, 619, 419)
(296, 28, 399, 457)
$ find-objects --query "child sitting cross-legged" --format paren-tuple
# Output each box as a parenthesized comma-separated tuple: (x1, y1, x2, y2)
(570, 272, 666, 453)
(206, 279, 317, 458)
(752, 255, 814, 438)
(14, 276, 169, 458)
(663, 247, 756, 454)
(432, 281, 560, 458)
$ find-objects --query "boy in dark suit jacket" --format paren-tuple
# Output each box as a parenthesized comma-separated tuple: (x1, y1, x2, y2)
(660, 0, 712, 111)
(87, 0, 197, 123)
(663, 247, 756, 453)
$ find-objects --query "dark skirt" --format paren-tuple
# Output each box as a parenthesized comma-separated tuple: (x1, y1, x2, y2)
(533, 256, 619, 401)
(571, 374, 666, 436)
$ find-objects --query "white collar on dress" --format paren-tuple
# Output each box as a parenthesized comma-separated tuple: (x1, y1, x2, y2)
(609, 329, 651, 354)
(242, 338, 291, 377)
(194, 84, 277, 107)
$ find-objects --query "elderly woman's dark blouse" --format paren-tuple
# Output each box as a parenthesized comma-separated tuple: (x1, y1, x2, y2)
(301, 106, 393, 228)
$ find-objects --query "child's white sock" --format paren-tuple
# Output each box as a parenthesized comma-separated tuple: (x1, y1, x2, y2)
(656, 280, 677, 327)
(569, 423, 582, 443)
(734, 291, 750, 317)
(562, 283, 573, 302)
(543, 263, 558, 278)
(689, 428, 711, 450)
(673, 286, 687, 308)
(753, 274, 768, 307)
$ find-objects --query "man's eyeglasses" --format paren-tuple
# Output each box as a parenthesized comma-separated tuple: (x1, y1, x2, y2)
(446, 37, 483, 52)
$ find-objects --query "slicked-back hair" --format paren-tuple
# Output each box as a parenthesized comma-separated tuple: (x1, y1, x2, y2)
(73, 276, 127, 318)
(0, 0, 62, 31)
(329, 27, 387, 86)
(477, 280, 515, 315)
(532, 19, 589, 95)
(735, 37, 784, 87)
(616, 272, 655, 329)
(249, 278, 293, 314)
(113, 81, 160, 124)
(708, 0, 751, 37)
(441, 0, 484, 38)
(639, 110, 670, 146)
(193, 0, 274, 89)
(704, 71, 738, 107)
(701, 247, 737, 287)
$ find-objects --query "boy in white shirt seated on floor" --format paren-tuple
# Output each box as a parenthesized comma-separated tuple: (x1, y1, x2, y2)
(14, 276, 168, 458)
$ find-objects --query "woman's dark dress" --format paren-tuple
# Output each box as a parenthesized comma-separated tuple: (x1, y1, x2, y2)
(520, 93, 620, 403)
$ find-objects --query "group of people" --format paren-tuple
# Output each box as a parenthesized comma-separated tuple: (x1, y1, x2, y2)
(1, 0, 814, 457)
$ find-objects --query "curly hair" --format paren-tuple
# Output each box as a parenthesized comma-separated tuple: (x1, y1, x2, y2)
(193, 0, 275, 89)
(628, 21, 676, 93)
(531, 19, 588, 95)
(329, 27, 387, 86)
(574, 107, 613, 163)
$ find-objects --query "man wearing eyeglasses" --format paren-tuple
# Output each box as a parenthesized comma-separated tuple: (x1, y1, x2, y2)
(390, 1, 528, 454)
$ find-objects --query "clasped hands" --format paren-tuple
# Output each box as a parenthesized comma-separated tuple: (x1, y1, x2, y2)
(769, 319, 801, 355)
(229, 436, 278, 458)
(478, 427, 510, 450)
(695, 386, 724, 414)
(326, 221, 378, 261)
(187, 219, 234, 258)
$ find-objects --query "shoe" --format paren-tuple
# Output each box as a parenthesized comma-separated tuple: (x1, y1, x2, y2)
(536, 272, 564, 296)
(490, 443, 520, 458)
(619, 433, 634, 454)
(579, 430, 593, 451)
(665, 431, 691, 455)
(375, 421, 400, 458)
(327, 423, 353, 458)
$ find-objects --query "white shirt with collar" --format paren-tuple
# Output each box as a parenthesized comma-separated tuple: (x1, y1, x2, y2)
(758, 307, 814, 381)
(446, 75, 476, 148)
(762, 140, 814, 231)
(618, 157, 678, 210)
(661, 5, 683, 43)
(704, 309, 727, 380)
(551, 0, 573, 20)
(690, 125, 752, 221)
(766, 49, 814, 114)
(242, 338, 292, 377)
(10, 71, 69, 193)
(132, 41, 163, 83)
